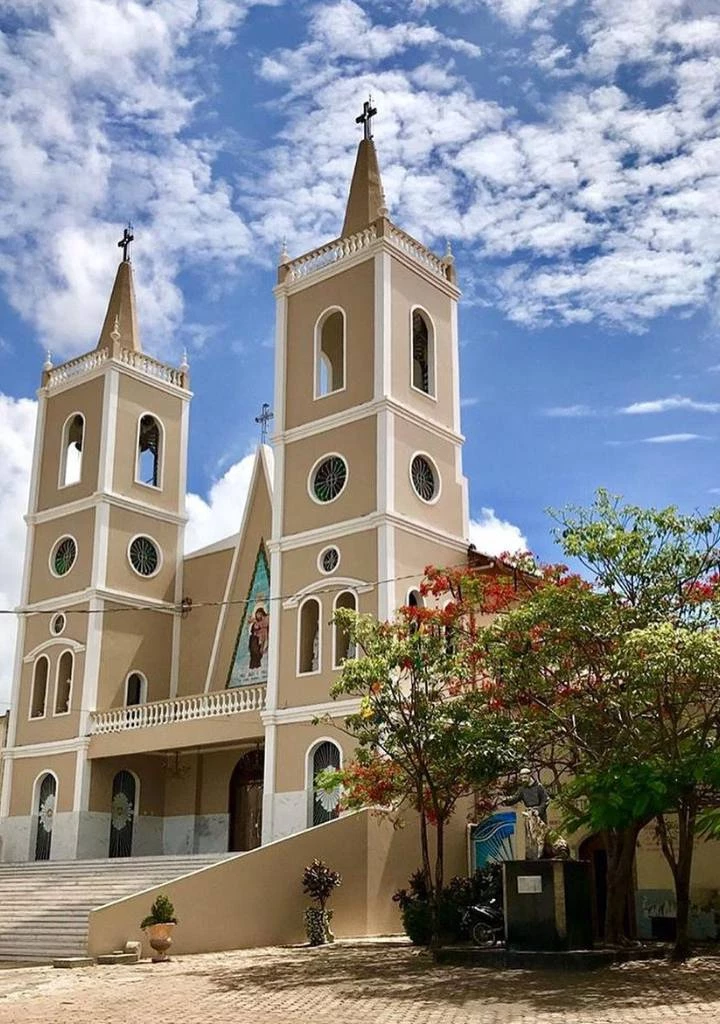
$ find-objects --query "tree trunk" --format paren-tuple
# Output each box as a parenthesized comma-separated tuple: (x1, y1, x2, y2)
(603, 823, 640, 945)
(430, 821, 445, 950)
(659, 797, 697, 962)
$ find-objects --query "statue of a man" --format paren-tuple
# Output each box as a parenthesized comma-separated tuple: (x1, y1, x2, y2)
(507, 768, 549, 823)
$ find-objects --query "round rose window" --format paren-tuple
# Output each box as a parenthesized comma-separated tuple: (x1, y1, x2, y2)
(311, 456, 348, 503)
(410, 455, 438, 502)
(52, 537, 77, 576)
(129, 536, 160, 577)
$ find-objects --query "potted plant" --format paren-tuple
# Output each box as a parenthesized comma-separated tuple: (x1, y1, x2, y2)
(141, 894, 178, 962)
(302, 859, 341, 946)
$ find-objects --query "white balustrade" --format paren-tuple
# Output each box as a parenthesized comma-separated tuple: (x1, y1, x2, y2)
(286, 226, 377, 282)
(45, 349, 109, 389)
(386, 225, 450, 281)
(117, 347, 188, 388)
(89, 685, 266, 735)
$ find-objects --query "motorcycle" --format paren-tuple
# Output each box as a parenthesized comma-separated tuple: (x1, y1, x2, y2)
(461, 897, 505, 946)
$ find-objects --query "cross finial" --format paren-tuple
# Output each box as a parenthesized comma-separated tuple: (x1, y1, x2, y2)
(254, 403, 274, 444)
(118, 223, 134, 262)
(355, 95, 377, 142)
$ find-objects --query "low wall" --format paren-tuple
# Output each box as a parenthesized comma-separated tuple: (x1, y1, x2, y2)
(88, 808, 462, 957)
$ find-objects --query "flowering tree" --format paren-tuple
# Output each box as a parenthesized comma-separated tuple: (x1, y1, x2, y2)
(320, 565, 528, 945)
(481, 491, 720, 954)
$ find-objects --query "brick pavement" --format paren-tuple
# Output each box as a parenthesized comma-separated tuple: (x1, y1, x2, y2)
(0, 941, 717, 1024)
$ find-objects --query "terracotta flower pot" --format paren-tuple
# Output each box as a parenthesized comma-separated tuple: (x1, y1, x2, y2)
(145, 922, 176, 962)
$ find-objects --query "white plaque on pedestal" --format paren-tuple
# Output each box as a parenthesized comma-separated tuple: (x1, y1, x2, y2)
(517, 875, 543, 894)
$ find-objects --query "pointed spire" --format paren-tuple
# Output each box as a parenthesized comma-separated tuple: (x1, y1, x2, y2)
(96, 257, 141, 352)
(341, 98, 386, 238)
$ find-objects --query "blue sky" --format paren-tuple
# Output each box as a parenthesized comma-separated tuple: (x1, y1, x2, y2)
(1, 0, 720, 699)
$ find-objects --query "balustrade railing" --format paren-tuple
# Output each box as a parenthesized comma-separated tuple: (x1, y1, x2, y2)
(386, 225, 451, 281)
(117, 347, 188, 388)
(89, 685, 266, 735)
(285, 226, 377, 282)
(45, 346, 187, 391)
(45, 349, 109, 389)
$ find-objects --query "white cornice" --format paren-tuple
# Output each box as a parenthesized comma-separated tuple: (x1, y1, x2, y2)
(283, 576, 374, 609)
(3, 736, 90, 760)
(42, 356, 193, 402)
(278, 396, 464, 448)
(27, 491, 188, 527)
(268, 510, 468, 554)
(23, 637, 87, 663)
(261, 697, 361, 726)
(19, 586, 177, 615)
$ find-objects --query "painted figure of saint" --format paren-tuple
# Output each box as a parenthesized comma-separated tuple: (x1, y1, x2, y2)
(248, 607, 269, 669)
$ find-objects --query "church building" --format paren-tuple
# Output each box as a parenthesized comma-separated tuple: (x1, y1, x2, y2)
(0, 108, 470, 863)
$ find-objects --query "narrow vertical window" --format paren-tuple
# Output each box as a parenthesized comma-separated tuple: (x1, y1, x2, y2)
(61, 414, 84, 486)
(136, 415, 162, 488)
(316, 310, 345, 397)
(54, 651, 73, 714)
(31, 657, 49, 718)
(299, 598, 321, 674)
(310, 740, 341, 826)
(125, 672, 146, 706)
(333, 591, 357, 667)
(412, 310, 434, 396)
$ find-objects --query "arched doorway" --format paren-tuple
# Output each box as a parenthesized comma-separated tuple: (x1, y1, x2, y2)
(579, 833, 636, 940)
(228, 749, 264, 852)
(34, 773, 57, 861)
(109, 770, 137, 858)
(310, 740, 341, 827)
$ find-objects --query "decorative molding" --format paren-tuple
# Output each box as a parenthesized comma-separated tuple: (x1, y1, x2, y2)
(283, 576, 373, 609)
(23, 637, 87, 663)
(261, 697, 361, 726)
(3, 736, 91, 760)
(275, 509, 467, 554)
(19, 585, 178, 615)
(27, 491, 188, 528)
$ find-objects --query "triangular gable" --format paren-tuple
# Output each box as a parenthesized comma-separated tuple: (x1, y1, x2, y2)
(226, 543, 270, 688)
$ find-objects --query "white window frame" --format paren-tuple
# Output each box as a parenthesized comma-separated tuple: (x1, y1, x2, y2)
(29, 655, 50, 720)
(408, 451, 442, 506)
(297, 596, 322, 676)
(409, 306, 437, 401)
(134, 412, 165, 491)
(332, 590, 357, 669)
(58, 411, 85, 489)
(53, 649, 74, 717)
(124, 671, 148, 707)
(305, 737, 343, 828)
(127, 534, 163, 579)
(313, 307, 347, 400)
(307, 452, 349, 506)
(48, 534, 78, 579)
(317, 545, 342, 575)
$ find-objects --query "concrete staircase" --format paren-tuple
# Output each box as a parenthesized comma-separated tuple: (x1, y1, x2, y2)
(0, 854, 234, 961)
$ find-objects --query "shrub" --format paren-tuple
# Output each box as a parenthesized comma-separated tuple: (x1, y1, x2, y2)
(140, 894, 178, 929)
(302, 859, 342, 911)
(392, 865, 503, 945)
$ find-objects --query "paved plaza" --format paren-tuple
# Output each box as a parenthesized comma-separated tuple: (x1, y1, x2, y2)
(0, 941, 717, 1024)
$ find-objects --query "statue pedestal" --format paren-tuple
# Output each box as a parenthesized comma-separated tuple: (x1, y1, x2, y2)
(503, 860, 594, 951)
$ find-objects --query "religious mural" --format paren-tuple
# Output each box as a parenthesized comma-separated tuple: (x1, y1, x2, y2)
(227, 544, 270, 687)
(468, 811, 516, 872)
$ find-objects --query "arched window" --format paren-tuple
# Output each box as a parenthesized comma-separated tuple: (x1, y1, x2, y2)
(54, 650, 73, 714)
(33, 772, 57, 861)
(407, 589, 424, 634)
(315, 309, 345, 398)
(308, 740, 342, 826)
(298, 598, 321, 674)
(30, 657, 49, 718)
(136, 414, 162, 488)
(411, 309, 435, 397)
(333, 591, 357, 668)
(125, 672, 147, 706)
(61, 413, 84, 487)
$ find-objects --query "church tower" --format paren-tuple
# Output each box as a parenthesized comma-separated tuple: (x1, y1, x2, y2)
(0, 236, 191, 861)
(262, 103, 469, 841)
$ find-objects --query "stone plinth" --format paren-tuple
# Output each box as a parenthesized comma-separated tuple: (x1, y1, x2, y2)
(503, 859, 594, 951)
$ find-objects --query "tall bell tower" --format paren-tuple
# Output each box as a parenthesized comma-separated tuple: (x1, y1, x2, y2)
(262, 103, 469, 842)
(0, 234, 191, 861)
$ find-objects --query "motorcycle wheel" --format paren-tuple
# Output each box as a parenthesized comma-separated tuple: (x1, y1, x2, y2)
(471, 922, 497, 947)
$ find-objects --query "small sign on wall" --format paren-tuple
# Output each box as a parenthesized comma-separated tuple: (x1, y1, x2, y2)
(517, 875, 543, 894)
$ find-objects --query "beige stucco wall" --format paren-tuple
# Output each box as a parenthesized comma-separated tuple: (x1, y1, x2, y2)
(96, 608, 174, 709)
(28, 508, 95, 603)
(111, 374, 185, 514)
(389, 256, 456, 427)
(393, 529, 466, 598)
(88, 713, 264, 759)
(274, 720, 351, 796)
(36, 376, 105, 512)
(282, 418, 377, 537)
(87, 807, 469, 956)
(284, 259, 375, 432)
(104, 506, 179, 604)
(178, 546, 233, 695)
(8, 751, 76, 816)
(393, 416, 465, 538)
(88, 754, 165, 816)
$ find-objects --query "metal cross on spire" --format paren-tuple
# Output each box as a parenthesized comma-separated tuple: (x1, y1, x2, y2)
(255, 403, 274, 444)
(355, 96, 377, 141)
(118, 224, 134, 262)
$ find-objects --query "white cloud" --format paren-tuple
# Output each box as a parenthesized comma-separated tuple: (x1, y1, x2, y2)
(469, 507, 528, 556)
(544, 404, 595, 417)
(642, 433, 710, 444)
(0, 396, 36, 707)
(620, 396, 720, 415)
(185, 450, 274, 554)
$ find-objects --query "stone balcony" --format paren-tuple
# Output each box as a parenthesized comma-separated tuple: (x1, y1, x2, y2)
(43, 345, 189, 392)
(87, 686, 266, 759)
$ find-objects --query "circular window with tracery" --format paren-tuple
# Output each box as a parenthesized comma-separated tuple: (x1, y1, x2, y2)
(311, 455, 348, 503)
(318, 546, 340, 574)
(129, 536, 160, 577)
(410, 455, 438, 503)
(50, 613, 66, 636)
(51, 537, 77, 577)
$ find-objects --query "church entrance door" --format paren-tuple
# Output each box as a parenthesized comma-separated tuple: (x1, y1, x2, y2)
(228, 749, 264, 852)
(109, 770, 136, 857)
(34, 773, 56, 861)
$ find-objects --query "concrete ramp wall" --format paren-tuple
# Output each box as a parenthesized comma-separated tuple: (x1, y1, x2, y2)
(88, 809, 461, 957)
